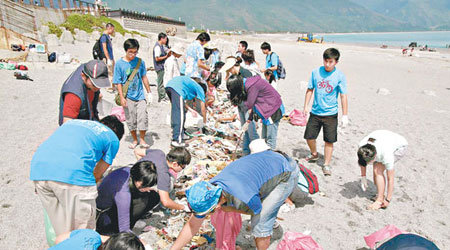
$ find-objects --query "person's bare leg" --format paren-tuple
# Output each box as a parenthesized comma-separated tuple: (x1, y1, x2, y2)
(255, 236, 271, 250)
(139, 130, 147, 145)
(324, 142, 333, 166)
(306, 139, 317, 155)
(130, 130, 138, 145)
(368, 162, 386, 209)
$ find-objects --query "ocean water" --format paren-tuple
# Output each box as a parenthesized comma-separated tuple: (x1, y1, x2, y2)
(318, 31, 450, 48)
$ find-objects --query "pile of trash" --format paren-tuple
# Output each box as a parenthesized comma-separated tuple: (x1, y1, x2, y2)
(143, 89, 243, 249)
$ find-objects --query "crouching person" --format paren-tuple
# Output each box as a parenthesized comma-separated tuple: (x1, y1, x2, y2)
(357, 130, 408, 210)
(170, 149, 300, 250)
(96, 147, 192, 234)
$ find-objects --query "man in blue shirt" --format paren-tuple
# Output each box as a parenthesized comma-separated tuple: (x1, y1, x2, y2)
(260, 42, 279, 90)
(169, 149, 300, 250)
(303, 48, 349, 176)
(184, 32, 211, 78)
(114, 38, 152, 149)
(30, 116, 124, 239)
(165, 76, 207, 147)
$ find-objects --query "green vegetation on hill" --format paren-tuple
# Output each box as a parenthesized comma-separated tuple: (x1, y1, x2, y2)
(104, 0, 424, 32)
(47, 14, 147, 37)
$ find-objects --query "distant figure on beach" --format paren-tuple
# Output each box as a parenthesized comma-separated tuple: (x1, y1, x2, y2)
(236, 40, 248, 61)
(169, 150, 300, 250)
(58, 60, 111, 125)
(241, 49, 263, 77)
(358, 130, 408, 210)
(100, 23, 115, 86)
(303, 48, 348, 176)
(30, 116, 124, 240)
(96, 147, 191, 234)
(163, 43, 184, 88)
(184, 32, 211, 78)
(260, 42, 280, 90)
(114, 39, 152, 149)
(153, 32, 170, 102)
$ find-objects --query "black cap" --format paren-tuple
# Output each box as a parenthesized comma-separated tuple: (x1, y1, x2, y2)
(82, 60, 111, 88)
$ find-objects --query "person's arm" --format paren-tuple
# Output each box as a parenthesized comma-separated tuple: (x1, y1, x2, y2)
(267, 53, 278, 71)
(303, 89, 314, 115)
(220, 206, 251, 215)
(159, 190, 184, 210)
(340, 93, 348, 116)
(117, 83, 127, 107)
(170, 215, 205, 250)
(360, 165, 367, 177)
(115, 190, 133, 233)
(200, 101, 207, 124)
(134, 148, 146, 160)
(198, 59, 210, 71)
(142, 75, 151, 93)
(245, 87, 258, 111)
(102, 42, 111, 61)
(155, 47, 171, 62)
(93, 159, 110, 183)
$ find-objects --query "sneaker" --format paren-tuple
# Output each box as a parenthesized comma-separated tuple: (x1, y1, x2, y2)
(305, 153, 319, 163)
(171, 141, 185, 147)
(273, 221, 280, 229)
(322, 165, 332, 176)
(182, 133, 190, 140)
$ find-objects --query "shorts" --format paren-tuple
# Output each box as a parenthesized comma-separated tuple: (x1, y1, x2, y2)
(124, 98, 148, 131)
(304, 113, 338, 143)
(250, 160, 299, 238)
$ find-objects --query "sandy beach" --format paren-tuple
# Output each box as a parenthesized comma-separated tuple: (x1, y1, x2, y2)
(1, 33, 449, 249)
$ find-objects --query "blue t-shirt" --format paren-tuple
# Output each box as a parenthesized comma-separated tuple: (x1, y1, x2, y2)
(266, 52, 279, 79)
(210, 150, 294, 215)
(113, 57, 147, 101)
(184, 40, 205, 78)
(30, 120, 120, 186)
(165, 76, 205, 102)
(48, 229, 101, 250)
(308, 66, 347, 116)
(100, 34, 114, 60)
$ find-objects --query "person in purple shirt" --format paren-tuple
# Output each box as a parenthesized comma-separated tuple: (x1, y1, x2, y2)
(96, 147, 191, 235)
(227, 74, 284, 149)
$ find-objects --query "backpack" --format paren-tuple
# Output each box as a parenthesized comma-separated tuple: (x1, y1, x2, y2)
(92, 35, 105, 60)
(297, 163, 319, 194)
(268, 52, 286, 79)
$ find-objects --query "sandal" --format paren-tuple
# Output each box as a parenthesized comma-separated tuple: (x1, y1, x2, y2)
(128, 142, 139, 149)
(140, 143, 150, 149)
(322, 165, 332, 176)
(367, 200, 383, 210)
(305, 153, 319, 162)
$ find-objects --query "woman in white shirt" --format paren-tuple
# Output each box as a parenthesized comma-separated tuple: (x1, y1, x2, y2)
(357, 130, 408, 210)
(163, 44, 184, 87)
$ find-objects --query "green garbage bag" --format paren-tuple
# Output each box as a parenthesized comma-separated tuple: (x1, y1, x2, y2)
(44, 209, 56, 247)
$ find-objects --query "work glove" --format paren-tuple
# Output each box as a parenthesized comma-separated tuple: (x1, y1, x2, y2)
(241, 121, 250, 133)
(183, 204, 192, 213)
(107, 60, 113, 67)
(360, 176, 368, 192)
(341, 115, 349, 127)
(147, 93, 153, 104)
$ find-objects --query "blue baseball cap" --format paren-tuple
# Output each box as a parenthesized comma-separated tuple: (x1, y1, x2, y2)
(186, 181, 222, 216)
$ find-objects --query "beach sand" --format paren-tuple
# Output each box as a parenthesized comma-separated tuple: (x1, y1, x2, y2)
(0, 33, 449, 249)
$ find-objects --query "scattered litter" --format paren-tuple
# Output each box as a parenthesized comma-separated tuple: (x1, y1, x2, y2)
(377, 88, 391, 95)
(422, 90, 436, 96)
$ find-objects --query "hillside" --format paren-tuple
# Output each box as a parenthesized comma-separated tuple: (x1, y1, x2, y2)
(350, 0, 450, 30)
(103, 0, 419, 32)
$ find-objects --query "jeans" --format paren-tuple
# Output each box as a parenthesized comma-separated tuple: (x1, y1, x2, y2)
(238, 102, 259, 155)
(251, 160, 299, 237)
(166, 88, 186, 143)
(262, 120, 280, 150)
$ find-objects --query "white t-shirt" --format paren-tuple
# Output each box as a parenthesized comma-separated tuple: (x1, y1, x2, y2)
(358, 130, 408, 170)
(163, 56, 180, 87)
(154, 46, 162, 58)
(242, 62, 262, 77)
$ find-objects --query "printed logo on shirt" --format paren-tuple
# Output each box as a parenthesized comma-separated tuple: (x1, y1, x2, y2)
(74, 120, 108, 135)
(318, 80, 333, 93)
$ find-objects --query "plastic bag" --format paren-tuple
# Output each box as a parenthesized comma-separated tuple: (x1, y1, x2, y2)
(289, 109, 307, 126)
(211, 209, 242, 250)
(277, 232, 323, 250)
(111, 106, 126, 122)
(44, 209, 56, 247)
(185, 109, 204, 128)
(364, 224, 406, 249)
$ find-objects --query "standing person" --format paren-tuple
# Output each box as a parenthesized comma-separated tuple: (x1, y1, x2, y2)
(114, 38, 152, 149)
(59, 60, 111, 125)
(357, 130, 408, 210)
(100, 23, 115, 87)
(260, 42, 279, 90)
(185, 32, 211, 78)
(153, 33, 170, 102)
(163, 43, 184, 87)
(241, 49, 262, 76)
(96, 147, 192, 234)
(236, 40, 248, 59)
(303, 48, 349, 176)
(169, 150, 300, 250)
(30, 116, 124, 238)
(227, 74, 283, 150)
(165, 76, 207, 147)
